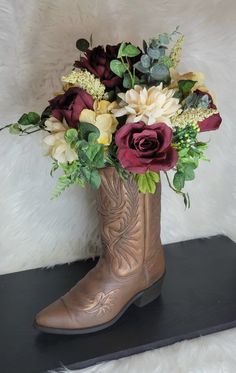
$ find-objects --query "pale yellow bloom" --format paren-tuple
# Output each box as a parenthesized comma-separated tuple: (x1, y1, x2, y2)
(79, 100, 118, 145)
(113, 84, 181, 126)
(170, 69, 217, 104)
(170, 69, 205, 89)
(43, 117, 78, 164)
(61, 70, 106, 100)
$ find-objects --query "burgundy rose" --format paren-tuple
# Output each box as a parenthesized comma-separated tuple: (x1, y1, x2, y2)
(115, 121, 178, 173)
(195, 90, 222, 132)
(74, 45, 122, 89)
(49, 87, 93, 128)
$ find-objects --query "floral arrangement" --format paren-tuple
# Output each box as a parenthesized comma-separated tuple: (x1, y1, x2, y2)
(1, 27, 222, 207)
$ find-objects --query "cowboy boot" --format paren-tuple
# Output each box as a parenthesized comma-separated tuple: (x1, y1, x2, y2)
(34, 167, 165, 334)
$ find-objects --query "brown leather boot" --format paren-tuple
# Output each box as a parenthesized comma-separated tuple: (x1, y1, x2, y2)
(35, 167, 165, 334)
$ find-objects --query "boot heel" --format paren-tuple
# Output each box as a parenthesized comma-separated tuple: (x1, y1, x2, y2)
(134, 276, 164, 308)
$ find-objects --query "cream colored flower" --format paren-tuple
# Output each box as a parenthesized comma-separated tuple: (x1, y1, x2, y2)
(43, 117, 78, 164)
(113, 84, 181, 126)
(79, 100, 118, 145)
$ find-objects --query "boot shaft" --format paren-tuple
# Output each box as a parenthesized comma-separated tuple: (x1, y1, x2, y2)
(97, 168, 165, 283)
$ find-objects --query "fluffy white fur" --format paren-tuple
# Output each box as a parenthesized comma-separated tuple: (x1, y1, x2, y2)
(0, 0, 235, 273)
(0, 0, 235, 274)
(49, 328, 236, 373)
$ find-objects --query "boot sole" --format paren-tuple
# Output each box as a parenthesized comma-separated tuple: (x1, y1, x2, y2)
(33, 274, 165, 335)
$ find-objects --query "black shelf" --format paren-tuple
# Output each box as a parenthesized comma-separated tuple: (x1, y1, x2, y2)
(0, 235, 236, 372)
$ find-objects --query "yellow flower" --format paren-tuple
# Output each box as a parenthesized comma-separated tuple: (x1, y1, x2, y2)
(113, 84, 181, 126)
(170, 69, 217, 104)
(43, 117, 78, 164)
(170, 69, 205, 89)
(79, 100, 118, 145)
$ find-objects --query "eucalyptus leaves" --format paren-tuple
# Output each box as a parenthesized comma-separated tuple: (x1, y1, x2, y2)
(110, 26, 182, 88)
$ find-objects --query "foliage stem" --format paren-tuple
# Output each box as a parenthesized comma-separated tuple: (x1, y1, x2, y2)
(0, 124, 11, 132)
(164, 171, 190, 208)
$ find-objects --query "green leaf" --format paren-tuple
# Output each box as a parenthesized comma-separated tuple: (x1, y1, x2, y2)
(195, 142, 208, 150)
(159, 46, 167, 57)
(134, 171, 160, 194)
(150, 39, 160, 49)
(52, 175, 71, 198)
(173, 90, 182, 99)
(110, 59, 128, 78)
(75, 139, 88, 151)
(183, 164, 195, 181)
(140, 54, 151, 68)
(27, 112, 40, 124)
(90, 169, 101, 189)
(158, 56, 174, 68)
(18, 113, 30, 126)
(18, 112, 40, 126)
(123, 73, 132, 89)
(81, 166, 91, 181)
(78, 122, 100, 141)
(41, 106, 52, 120)
(147, 47, 161, 60)
(85, 144, 103, 163)
(178, 148, 189, 157)
(64, 128, 78, 144)
(150, 63, 169, 81)
(88, 132, 99, 144)
(159, 33, 170, 45)
(92, 146, 105, 168)
(178, 80, 197, 96)
(133, 61, 149, 74)
(117, 42, 127, 58)
(122, 44, 141, 57)
(173, 172, 185, 191)
(143, 40, 148, 53)
(76, 38, 89, 52)
(9, 123, 21, 134)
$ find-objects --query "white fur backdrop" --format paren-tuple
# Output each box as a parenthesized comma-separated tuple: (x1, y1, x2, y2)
(0, 1, 236, 372)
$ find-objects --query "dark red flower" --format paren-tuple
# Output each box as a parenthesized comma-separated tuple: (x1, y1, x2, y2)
(115, 121, 178, 173)
(74, 45, 122, 89)
(49, 87, 93, 128)
(195, 90, 222, 132)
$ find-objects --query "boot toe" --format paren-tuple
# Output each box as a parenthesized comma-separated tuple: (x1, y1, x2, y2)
(35, 298, 72, 330)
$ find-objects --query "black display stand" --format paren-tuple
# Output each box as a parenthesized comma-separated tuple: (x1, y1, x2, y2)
(0, 235, 236, 373)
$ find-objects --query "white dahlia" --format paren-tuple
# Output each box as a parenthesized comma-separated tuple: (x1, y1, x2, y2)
(113, 84, 181, 126)
(43, 117, 78, 164)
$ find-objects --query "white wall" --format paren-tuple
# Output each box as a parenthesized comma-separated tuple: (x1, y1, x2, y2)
(0, 0, 235, 274)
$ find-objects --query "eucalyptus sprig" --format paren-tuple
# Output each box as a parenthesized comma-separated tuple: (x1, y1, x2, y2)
(134, 27, 182, 86)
